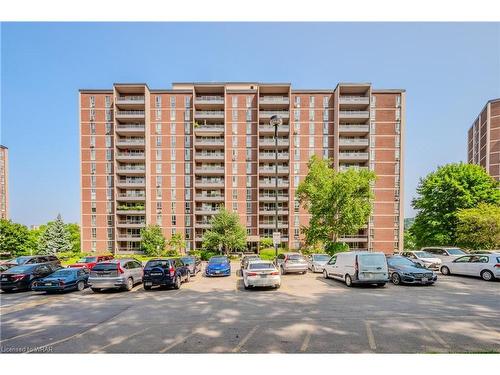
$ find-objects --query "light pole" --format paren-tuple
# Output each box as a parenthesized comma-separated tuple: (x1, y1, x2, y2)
(270, 115, 283, 257)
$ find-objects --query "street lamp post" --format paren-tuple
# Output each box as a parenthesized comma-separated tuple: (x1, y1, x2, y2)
(270, 115, 283, 257)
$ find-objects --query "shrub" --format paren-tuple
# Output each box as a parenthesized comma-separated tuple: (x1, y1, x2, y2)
(200, 251, 218, 261)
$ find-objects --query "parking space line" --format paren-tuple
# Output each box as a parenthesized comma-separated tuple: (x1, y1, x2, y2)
(419, 321, 450, 349)
(232, 325, 259, 353)
(0, 328, 46, 343)
(159, 331, 196, 353)
(91, 327, 151, 353)
(364, 321, 377, 350)
(300, 331, 311, 352)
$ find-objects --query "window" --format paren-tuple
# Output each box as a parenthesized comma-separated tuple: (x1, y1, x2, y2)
(185, 189, 191, 200)
(309, 96, 315, 107)
(294, 109, 300, 121)
(155, 123, 161, 134)
(156, 201, 162, 212)
(105, 109, 112, 121)
(294, 149, 300, 161)
(246, 189, 251, 201)
(294, 135, 300, 147)
(170, 109, 176, 121)
(185, 175, 191, 187)
(156, 163, 162, 174)
(171, 135, 176, 147)
(156, 215, 162, 225)
(246, 96, 252, 108)
(246, 176, 252, 187)
(232, 109, 238, 121)
(156, 136, 161, 147)
(309, 123, 315, 135)
(172, 215, 177, 226)
(91, 228, 97, 239)
(89, 109, 95, 121)
(295, 96, 301, 107)
(89, 96, 95, 108)
(396, 95, 401, 107)
(246, 203, 252, 214)
(184, 121, 191, 135)
(232, 96, 238, 108)
(107, 202, 112, 214)
(106, 150, 112, 161)
(91, 188, 96, 200)
(156, 188, 162, 199)
(309, 136, 315, 148)
(232, 190, 238, 200)
(90, 136, 95, 148)
(185, 202, 191, 214)
(155, 95, 162, 108)
(371, 95, 376, 108)
(323, 109, 329, 121)
(171, 175, 176, 187)
(156, 176, 162, 187)
(323, 96, 329, 108)
(232, 136, 238, 147)
(185, 109, 191, 121)
(294, 163, 299, 174)
(90, 123, 96, 135)
(171, 149, 176, 160)
(232, 202, 238, 212)
(156, 150, 162, 161)
(232, 163, 237, 174)
(323, 136, 328, 148)
(246, 162, 252, 174)
(246, 122, 252, 135)
(90, 163, 96, 174)
(105, 96, 111, 108)
(246, 135, 251, 147)
(91, 202, 97, 213)
(107, 228, 113, 240)
(294, 176, 299, 187)
(246, 109, 251, 121)
(156, 109, 161, 121)
(185, 162, 191, 174)
(232, 176, 237, 187)
(171, 163, 176, 174)
(184, 149, 190, 161)
(246, 149, 251, 161)
(105, 123, 112, 135)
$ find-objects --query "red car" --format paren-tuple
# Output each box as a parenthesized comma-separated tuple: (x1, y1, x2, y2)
(68, 255, 114, 270)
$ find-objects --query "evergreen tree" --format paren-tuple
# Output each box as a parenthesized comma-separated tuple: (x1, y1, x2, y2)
(38, 214, 72, 255)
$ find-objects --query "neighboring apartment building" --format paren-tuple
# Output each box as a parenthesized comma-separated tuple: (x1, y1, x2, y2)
(80, 82, 405, 255)
(467, 98, 500, 180)
(0, 145, 8, 220)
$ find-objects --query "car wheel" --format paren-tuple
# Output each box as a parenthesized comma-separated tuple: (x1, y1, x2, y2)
(125, 278, 134, 291)
(174, 276, 181, 289)
(275, 283, 280, 289)
(91, 287, 101, 293)
(480, 270, 494, 281)
(77, 281, 85, 291)
(323, 269, 329, 279)
(440, 266, 450, 275)
(391, 273, 401, 285)
(243, 278, 250, 289)
(281, 266, 286, 275)
(144, 284, 152, 290)
(345, 274, 353, 287)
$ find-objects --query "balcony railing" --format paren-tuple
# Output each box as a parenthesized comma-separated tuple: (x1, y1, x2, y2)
(195, 166, 225, 173)
(116, 124, 145, 130)
(195, 110, 225, 118)
(339, 138, 369, 146)
(116, 138, 145, 146)
(195, 152, 225, 160)
(195, 194, 224, 200)
(117, 165, 145, 172)
(195, 138, 225, 146)
(259, 96, 290, 104)
(116, 96, 145, 102)
(194, 124, 225, 132)
(195, 96, 224, 103)
(339, 124, 370, 132)
(339, 96, 369, 104)
(115, 110, 145, 117)
(259, 166, 289, 174)
(339, 110, 369, 117)
(259, 124, 290, 133)
(116, 152, 145, 159)
(259, 138, 290, 146)
(259, 110, 290, 118)
(259, 153, 289, 160)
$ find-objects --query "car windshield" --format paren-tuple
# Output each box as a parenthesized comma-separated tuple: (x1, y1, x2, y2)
(9, 256, 31, 265)
(413, 251, 435, 259)
(146, 260, 170, 268)
(312, 255, 330, 261)
(49, 269, 74, 277)
(287, 254, 305, 261)
(248, 263, 275, 270)
(209, 257, 228, 264)
(388, 257, 417, 267)
(77, 257, 97, 263)
(7, 265, 36, 274)
(92, 263, 118, 271)
(447, 248, 466, 255)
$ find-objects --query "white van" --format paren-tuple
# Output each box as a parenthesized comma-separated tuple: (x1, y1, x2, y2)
(323, 251, 389, 287)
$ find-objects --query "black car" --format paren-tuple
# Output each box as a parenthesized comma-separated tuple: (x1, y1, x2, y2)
(0, 263, 62, 292)
(142, 258, 190, 290)
(387, 255, 437, 285)
(181, 256, 202, 275)
(240, 255, 261, 271)
(0, 255, 61, 271)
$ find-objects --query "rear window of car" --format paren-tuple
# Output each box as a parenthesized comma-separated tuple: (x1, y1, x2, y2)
(181, 258, 195, 265)
(312, 255, 330, 261)
(50, 269, 74, 277)
(249, 263, 274, 270)
(146, 260, 171, 268)
(359, 254, 386, 266)
(287, 254, 305, 261)
(7, 265, 37, 273)
(209, 257, 228, 264)
(78, 257, 97, 263)
(447, 248, 466, 255)
(92, 263, 118, 271)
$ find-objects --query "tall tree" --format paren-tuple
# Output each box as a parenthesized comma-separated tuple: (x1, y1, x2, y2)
(456, 203, 500, 250)
(140, 224, 166, 256)
(0, 219, 32, 256)
(296, 156, 376, 252)
(411, 163, 500, 247)
(66, 223, 81, 253)
(37, 214, 72, 255)
(167, 233, 187, 254)
(202, 207, 247, 254)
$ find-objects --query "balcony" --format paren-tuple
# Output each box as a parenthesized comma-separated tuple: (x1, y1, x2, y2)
(195, 222, 213, 229)
(195, 110, 225, 119)
(340, 235, 368, 243)
(195, 194, 225, 202)
(116, 165, 146, 175)
(115, 124, 145, 135)
(195, 179, 224, 188)
(339, 165, 369, 172)
(259, 179, 289, 188)
(259, 138, 290, 147)
(339, 96, 370, 105)
(339, 124, 370, 134)
(259, 222, 289, 229)
(259, 195, 289, 202)
(116, 192, 146, 201)
(259, 209, 289, 216)
(259, 124, 290, 134)
(339, 138, 369, 148)
(116, 208, 145, 215)
(259, 96, 290, 106)
(116, 220, 146, 228)
(116, 179, 145, 188)
(259, 152, 289, 161)
(116, 235, 142, 242)
(338, 152, 369, 161)
(339, 110, 369, 120)
(195, 165, 225, 175)
(116, 138, 145, 148)
(195, 208, 220, 215)
(259, 165, 289, 175)
(195, 96, 224, 105)
(194, 137, 225, 148)
(194, 124, 225, 135)
(259, 110, 290, 119)
(115, 152, 145, 162)
(115, 96, 145, 105)
(115, 110, 145, 119)
(195, 152, 225, 161)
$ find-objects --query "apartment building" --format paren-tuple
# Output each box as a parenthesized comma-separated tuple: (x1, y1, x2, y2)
(467, 98, 500, 180)
(80, 82, 405, 255)
(0, 145, 8, 220)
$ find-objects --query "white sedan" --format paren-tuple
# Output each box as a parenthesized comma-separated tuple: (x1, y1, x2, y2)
(242, 260, 281, 289)
(440, 253, 500, 281)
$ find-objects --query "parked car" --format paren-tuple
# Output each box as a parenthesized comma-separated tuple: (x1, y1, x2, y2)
(68, 254, 114, 270)
(440, 253, 500, 281)
(32, 267, 89, 293)
(307, 254, 331, 273)
(387, 255, 437, 285)
(274, 253, 308, 274)
(180, 256, 202, 275)
(323, 251, 389, 287)
(240, 254, 261, 271)
(242, 260, 281, 289)
(88, 259, 143, 292)
(0, 263, 61, 292)
(402, 251, 442, 270)
(143, 258, 190, 289)
(1, 255, 61, 271)
(420, 247, 467, 262)
(466, 250, 496, 255)
(205, 256, 231, 277)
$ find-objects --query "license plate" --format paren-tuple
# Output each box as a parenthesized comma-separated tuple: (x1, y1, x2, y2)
(151, 273, 162, 276)
(1, 276, 7, 280)
(260, 274, 267, 278)
(215, 271, 220, 274)
(145, 282, 152, 286)
(422, 278, 428, 283)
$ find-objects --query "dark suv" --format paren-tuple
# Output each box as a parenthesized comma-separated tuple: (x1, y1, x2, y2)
(143, 258, 190, 290)
(0, 263, 62, 292)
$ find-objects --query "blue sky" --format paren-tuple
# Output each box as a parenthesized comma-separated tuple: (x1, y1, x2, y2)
(1, 22, 499, 226)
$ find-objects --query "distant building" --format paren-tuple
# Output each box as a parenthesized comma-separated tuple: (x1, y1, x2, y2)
(0, 145, 8, 220)
(80, 82, 405, 255)
(467, 98, 500, 180)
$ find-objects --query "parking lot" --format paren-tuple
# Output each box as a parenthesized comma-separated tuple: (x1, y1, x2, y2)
(1, 262, 499, 353)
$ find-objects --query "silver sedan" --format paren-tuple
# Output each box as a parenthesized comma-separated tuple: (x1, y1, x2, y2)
(242, 260, 281, 289)
(307, 254, 331, 273)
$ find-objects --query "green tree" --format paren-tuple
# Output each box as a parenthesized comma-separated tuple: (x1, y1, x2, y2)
(140, 224, 166, 256)
(0, 219, 32, 256)
(259, 237, 273, 250)
(455, 203, 500, 250)
(202, 207, 247, 254)
(403, 229, 417, 250)
(37, 214, 72, 255)
(167, 233, 187, 255)
(296, 156, 376, 251)
(411, 163, 500, 247)
(66, 223, 81, 253)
